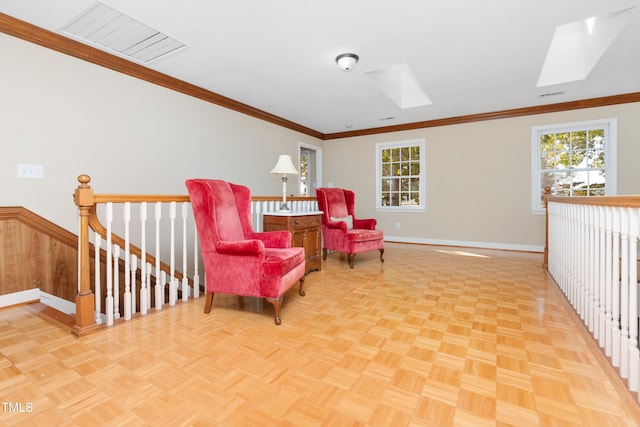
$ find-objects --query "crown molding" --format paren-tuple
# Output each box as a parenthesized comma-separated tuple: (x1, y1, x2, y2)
(2, 12, 639, 141)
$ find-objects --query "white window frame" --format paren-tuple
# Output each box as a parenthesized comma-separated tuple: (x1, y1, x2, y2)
(376, 138, 426, 212)
(531, 118, 617, 213)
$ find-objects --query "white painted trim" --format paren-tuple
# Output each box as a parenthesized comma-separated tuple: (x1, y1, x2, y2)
(0, 288, 40, 308)
(376, 138, 426, 212)
(384, 235, 544, 253)
(0, 289, 76, 315)
(531, 117, 618, 213)
(39, 292, 76, 315)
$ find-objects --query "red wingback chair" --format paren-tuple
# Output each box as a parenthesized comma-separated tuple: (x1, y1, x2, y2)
(316, 188, 384, 269)
(186, 179, 306, 325)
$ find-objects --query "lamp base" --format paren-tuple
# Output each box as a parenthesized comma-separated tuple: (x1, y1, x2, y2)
(279, 203, 291, 211)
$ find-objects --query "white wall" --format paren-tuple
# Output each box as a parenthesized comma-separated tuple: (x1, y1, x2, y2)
(0, 33, 322, 234)
(323, 104, 640, 251)
(3, 32, 640, 251)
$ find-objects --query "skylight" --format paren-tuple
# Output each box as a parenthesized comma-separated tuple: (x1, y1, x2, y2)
(537, 7, 634, 87)
(366, 63, 432, 109)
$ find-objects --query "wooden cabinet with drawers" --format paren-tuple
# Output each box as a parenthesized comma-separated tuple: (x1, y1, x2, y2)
(263, 212, 322, 274)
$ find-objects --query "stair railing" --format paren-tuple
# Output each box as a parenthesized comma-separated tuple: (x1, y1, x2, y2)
(73, 175, 318, 336)
(545, 192, 640, 400)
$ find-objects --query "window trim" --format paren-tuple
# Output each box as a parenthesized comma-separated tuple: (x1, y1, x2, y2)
(376, 138, 426, 212)
(531, 118, 617, 213)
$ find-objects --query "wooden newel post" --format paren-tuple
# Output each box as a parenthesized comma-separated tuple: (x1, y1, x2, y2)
(72, 174, 98, 336)
(542, 187, 551, 270)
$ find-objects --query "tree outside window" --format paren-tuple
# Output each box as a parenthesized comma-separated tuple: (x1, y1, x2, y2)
(376, 139, 425, 211)
(532, 119, 617, 212)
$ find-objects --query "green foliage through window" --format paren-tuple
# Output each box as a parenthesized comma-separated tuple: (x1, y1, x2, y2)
(378, 140, 424, 209)
(533, 119, 615, 211)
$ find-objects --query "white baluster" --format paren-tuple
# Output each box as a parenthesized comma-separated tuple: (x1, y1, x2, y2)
(94, 234, 102, 324)
(105, 202, 114, 327)
(588, 206, 600, 322)
(193, 220, 200, 299)
(182, 202, 189, 301)
(251, 200, 257, 231)
(131, 254, 137, 315)
(169, 277, 177, 306)
(605, 206, 614, 356)
(155, 202, 163, 310)
(605, 208, 621, 363)
(159, 271, 167, 306)
(146, 262, 152, 307)
(621, 208, 633, 379)
(598, 205, 607, 346)
(170, 201, 177, 305)
(123, 202, 132, 320)
(628, 208, 639, 392)
(254, 201, 262, 231)
(139, 202, 148, 315)
(113, 244, 120, 320)
(589, 206, 607, 339)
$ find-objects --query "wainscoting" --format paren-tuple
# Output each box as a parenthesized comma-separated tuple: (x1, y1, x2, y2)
(0, 207, 77, 303)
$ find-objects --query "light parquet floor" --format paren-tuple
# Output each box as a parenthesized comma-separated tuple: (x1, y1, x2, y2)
(1, 243, 640, 426)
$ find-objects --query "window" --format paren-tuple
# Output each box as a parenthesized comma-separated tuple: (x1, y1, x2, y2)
(376, 139, 425, 211)
(531, 118, 617, 212)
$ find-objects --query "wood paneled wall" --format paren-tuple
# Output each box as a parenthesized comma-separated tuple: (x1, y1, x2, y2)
(0, 207, 77, 302)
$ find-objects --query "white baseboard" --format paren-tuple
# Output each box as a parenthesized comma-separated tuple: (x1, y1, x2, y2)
(0, 288, 40, 308)
(384, 235, 544, 253)
(39, 292, 76, 315)
(0, 289, 76, 315)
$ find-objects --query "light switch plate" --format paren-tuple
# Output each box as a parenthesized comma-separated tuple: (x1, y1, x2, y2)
(17, 163, 44, 178)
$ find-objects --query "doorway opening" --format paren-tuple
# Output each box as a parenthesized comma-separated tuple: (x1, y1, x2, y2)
(298, 143, 322, 197)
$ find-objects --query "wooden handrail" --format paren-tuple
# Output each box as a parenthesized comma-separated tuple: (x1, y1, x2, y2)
(0, 206, 77, 248)
(93, 194, 190, 203)
(72, 174, 317, 335)
(543, 189, 640, 270)
(546, 195, 640, 208)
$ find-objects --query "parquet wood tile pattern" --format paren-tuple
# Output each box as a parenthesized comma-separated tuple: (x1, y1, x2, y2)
(2, 243, 640, 426)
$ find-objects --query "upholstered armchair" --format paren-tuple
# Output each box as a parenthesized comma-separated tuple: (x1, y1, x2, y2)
(316, 188, 384, 269)
(186, 179, 306, 325)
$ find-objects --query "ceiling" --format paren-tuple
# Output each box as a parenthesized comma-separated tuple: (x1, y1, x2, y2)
(1, 0, 639, 136)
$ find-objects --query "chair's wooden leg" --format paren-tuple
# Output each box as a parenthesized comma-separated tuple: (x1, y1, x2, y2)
(204, 293, 214, 314)
(299, 275, 306, 297)
(322, 248, 328, 260)
(348, 253, 355, 269)
(379, 248, 385, 262)
(266, 297, 283, 325)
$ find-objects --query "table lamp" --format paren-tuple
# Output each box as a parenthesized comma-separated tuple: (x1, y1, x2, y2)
(270, 154, 299, 211)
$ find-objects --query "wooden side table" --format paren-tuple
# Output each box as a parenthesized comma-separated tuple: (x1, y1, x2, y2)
(263, 211, 322, 274)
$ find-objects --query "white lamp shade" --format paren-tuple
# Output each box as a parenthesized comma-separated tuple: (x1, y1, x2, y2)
(270, 154, 299, 175)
